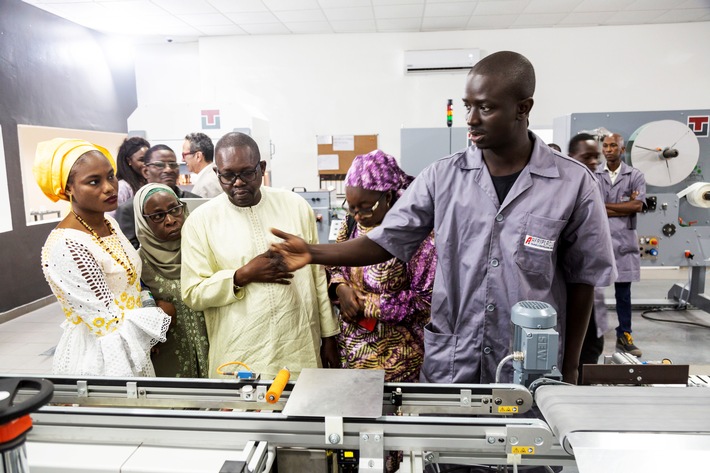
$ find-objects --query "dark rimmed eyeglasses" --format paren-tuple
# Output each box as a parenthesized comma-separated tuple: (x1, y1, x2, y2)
(343, 193, 385, 219)
(145, 161, 180, 170)
(217, 162, 262, 185)
(181, 151, 198, 159)
(143, 202, 185, 223)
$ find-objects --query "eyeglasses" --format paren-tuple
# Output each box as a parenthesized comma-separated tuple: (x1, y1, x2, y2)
(343, 193, 385, 219)
(145, 161, 180, 170)
(143, 202, 185, 223)
(181, 151, 198, 160)
(217, 162, 261, 185)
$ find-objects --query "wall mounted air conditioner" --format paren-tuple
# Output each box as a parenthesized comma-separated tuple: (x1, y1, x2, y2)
(404, 49, 481, 74)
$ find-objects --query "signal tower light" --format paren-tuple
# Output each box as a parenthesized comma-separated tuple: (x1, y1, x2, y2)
(447, 99, 453, 128)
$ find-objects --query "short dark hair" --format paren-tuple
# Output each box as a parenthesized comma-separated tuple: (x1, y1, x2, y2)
(215, 132, 261, 164)
(144, 144, 175, 164)
(185, 132, 214, 163)
(568, 133, 596, 156)
(116, 136, 150, 193)
(470, 51, 535, 101)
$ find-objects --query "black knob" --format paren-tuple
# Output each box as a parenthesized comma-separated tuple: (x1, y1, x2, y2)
(662, 148, 679, 159)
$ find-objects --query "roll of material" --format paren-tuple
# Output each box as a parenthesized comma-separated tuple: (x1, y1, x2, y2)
(677, 182, 710, 208)
(266, 368, 290, 404)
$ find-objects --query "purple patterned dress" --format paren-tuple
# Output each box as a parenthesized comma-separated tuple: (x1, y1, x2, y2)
(328, 220, 436, 382)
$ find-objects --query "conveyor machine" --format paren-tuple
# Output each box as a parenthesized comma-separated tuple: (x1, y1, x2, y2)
(6, 369, 710, 473)
(7, 302, 709, 473)
(15, 371, 560, 473)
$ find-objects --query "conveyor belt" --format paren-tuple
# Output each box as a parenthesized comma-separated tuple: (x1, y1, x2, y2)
(689, 374, 710, 388)
(536, 385, 710, 455)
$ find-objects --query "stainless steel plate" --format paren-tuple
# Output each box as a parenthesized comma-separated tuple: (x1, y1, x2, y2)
(283, 368, 384, 418)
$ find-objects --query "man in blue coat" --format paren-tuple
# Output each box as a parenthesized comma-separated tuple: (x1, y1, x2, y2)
(596, 133, 646, 356)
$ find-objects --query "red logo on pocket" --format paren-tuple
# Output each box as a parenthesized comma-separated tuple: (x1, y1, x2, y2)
(524, 235, 554, 251)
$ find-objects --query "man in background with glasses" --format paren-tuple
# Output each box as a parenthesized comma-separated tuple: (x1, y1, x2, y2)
(181, 132, 340, 380)
(116, 144, 200, 248)
(182, 132, 222, 198)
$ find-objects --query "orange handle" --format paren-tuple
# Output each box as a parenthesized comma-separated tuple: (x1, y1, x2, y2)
(266, 368, 290, 404)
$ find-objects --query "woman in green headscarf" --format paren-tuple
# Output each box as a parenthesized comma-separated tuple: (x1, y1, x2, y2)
(134, 183, 209, 378)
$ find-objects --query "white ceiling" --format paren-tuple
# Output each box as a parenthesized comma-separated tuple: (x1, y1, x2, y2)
(22, 0, 710, 41)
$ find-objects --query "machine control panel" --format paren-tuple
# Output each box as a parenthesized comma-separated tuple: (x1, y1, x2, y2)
(636, 193, 710, 267)
(639, 235, 660, 260)
(293, 189, 335, 244)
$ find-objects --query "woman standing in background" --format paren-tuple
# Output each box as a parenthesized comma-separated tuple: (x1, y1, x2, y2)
(108, 136, 149, 217)
(34, 138, 171, 376)
(134, 183, 210, 378)
(328, 150, 437, 383)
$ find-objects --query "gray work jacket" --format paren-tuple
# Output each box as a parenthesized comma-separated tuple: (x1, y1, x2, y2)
(595, 161, 646, 283)
(369, 134, 616, 383)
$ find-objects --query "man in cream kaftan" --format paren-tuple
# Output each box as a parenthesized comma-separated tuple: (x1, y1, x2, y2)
(181, 133, 338, 379)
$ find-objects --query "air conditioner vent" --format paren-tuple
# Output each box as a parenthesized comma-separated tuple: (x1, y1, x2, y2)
(404, 49, 481, 75)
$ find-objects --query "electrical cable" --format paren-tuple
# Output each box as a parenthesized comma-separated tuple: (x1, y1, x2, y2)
(640, 307, 710, 330)
(216, 361, 252, 376)
(495, 354, 516, 383)
(676, 267, 692, 308)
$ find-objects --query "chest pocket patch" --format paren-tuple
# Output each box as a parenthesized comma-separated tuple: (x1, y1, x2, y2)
(515, 213, 567, 275)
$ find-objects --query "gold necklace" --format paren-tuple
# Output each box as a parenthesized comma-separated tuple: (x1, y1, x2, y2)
(73, 211, 137, 285)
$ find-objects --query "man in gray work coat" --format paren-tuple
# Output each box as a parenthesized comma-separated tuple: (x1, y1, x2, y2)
(272, 51, 617, 385)
(596, 132, 646, 357)
(568, 133, 609, 376)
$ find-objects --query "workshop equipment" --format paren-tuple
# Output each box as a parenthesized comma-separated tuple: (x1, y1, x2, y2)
(510, 301, 562, 387)
(0, 378, 53, 472)
(555, 110, 710, 309)
(293, 188, 335, 243)
(266, 368, 290, 404)
(12, 371, 710, 473)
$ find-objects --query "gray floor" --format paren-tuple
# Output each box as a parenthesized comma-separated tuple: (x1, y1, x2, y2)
(599, 279, 710, 369)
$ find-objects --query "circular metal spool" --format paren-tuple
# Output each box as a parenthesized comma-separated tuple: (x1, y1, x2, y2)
(628, 120, 700, 187)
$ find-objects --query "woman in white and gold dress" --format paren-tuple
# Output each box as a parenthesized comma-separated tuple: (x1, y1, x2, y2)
(33, 138, 171, 377)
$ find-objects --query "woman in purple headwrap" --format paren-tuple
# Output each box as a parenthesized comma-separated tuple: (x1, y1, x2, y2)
(327, 149, 437, 383)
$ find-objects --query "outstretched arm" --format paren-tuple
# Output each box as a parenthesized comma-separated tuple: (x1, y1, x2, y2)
(271, 228, 393, 271)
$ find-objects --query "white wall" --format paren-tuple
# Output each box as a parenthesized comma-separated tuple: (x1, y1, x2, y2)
(135, 22, 710, 191)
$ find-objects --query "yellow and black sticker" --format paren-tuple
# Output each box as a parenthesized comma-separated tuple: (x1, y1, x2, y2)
(511, 447, 535, 455)
(497, 406, 519, 413)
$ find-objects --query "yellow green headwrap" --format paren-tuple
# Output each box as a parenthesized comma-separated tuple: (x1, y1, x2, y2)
(33, 138, 115, 203)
